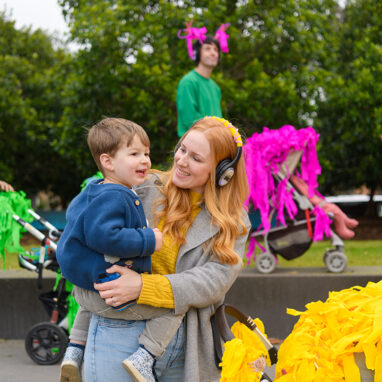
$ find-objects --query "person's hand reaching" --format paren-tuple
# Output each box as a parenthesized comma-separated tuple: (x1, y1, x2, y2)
(249, 356, 266, 372)
(0, 180, 14, 192)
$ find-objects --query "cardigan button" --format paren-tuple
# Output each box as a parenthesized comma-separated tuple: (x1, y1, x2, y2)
(142, 226, 146, 229)
(135, 200, 140, 206)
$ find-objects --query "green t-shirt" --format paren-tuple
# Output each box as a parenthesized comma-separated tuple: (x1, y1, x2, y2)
(176, 69, 222, 137)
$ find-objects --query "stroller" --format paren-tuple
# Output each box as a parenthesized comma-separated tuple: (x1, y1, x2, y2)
(15, 209, 78, 365)
(245, 126, 348, 274)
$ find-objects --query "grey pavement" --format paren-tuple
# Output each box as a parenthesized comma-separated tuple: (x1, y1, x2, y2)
(0, 339, 60, 382)
(0, 338, 276, 382)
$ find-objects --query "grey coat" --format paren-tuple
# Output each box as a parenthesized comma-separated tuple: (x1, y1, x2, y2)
(135, 174, 251, 382)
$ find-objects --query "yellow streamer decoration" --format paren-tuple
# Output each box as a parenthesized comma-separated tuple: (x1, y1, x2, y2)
(205, 116, 243, 146)
(220, 319, 270, 382)
(275, 281, 382, 381)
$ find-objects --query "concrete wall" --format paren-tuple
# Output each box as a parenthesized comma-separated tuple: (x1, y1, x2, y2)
(1, 267, 382, 339)
(1, 274, 56, 339)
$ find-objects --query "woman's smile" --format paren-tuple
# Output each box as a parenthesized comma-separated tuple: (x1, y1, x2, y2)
(175, 167, 190, 177)
(172, 130, 212, 193)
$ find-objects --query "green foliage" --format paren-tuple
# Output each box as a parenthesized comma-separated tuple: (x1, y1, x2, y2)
(56, 0, 341, 168)
(1, 1, 382, 204)
(246, 239, 382, 268)
(314, 0, 382, 197)
(0, 12, 80, 205)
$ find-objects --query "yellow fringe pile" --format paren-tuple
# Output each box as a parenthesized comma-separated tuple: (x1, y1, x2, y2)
(275, 281, 382, 381)
(220, 318, 271, 382)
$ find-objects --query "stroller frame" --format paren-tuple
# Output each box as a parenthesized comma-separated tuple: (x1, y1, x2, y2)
(14, 210, 73, 365)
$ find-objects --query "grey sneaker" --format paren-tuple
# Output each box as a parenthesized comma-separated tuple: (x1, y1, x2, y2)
(122, 347, 155, 382)
(60, 346, 83, 382)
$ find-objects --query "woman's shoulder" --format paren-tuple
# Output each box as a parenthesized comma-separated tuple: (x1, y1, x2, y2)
(134, 172, 167, 200)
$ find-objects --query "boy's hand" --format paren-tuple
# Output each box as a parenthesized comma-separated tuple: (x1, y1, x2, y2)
(153, 228, 163, 251)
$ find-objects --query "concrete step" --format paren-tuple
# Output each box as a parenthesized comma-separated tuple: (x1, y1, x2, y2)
(1, 267, 382, 340)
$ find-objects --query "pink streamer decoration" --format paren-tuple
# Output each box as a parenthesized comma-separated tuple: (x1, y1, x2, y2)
(245, 235, 266, 265)
(177, 20, 207, 60)
(214, 23, 230, 53)
(312, 206, 332, 241)
(244, 125, 331, 263)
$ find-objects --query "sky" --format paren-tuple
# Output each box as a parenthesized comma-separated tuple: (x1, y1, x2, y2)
(0, 0, 348, 38)
(0, 0, 69, 38)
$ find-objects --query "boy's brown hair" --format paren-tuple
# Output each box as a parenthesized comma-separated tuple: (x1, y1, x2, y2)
(87, 117, 150, 173)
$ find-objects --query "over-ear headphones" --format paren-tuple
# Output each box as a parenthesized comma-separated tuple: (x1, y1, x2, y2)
(207, 117, 242, 187)
(174, 117, 242, 187)
(191, 40, 199, 62)
(216, 145, 242, 187)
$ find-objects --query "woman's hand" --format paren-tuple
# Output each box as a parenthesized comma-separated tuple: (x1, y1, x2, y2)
(94, 265, 143, 307)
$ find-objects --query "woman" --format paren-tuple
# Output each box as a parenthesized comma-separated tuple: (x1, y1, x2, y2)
(74, 116, 251, 381)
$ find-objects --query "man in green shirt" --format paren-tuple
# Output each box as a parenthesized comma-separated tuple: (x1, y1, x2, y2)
(176, 35, 223, 137)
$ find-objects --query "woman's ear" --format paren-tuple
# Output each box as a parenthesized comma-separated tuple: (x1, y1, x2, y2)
(100, 153, 114, 172)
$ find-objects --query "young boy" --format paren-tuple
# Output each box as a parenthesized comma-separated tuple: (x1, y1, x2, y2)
(57, 118, 183, 382)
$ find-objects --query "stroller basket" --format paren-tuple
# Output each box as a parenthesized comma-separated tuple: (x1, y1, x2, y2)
(268, 221, 314, 260)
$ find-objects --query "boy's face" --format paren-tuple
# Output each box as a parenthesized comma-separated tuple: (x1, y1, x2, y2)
(106, 135, 151, 188)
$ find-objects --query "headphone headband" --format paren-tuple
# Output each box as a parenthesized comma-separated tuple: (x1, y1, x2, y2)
(204, 116, 243, 147)
(203, 116, 243, 187)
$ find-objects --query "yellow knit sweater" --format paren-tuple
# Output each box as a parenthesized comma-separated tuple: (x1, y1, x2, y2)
(137, 191, 202, 308)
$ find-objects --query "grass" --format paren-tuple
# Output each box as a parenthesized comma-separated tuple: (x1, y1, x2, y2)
(3, 235, 382, 270)
(2, 234, 39, 270)
(247, 239, 382, 268)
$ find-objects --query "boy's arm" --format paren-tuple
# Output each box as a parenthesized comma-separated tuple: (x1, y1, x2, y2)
(84, 191, 155, 258)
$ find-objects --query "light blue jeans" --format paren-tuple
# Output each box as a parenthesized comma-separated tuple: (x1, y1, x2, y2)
(84, 314, 185, 382)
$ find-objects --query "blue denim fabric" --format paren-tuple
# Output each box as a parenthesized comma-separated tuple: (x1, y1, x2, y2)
(84, 314, 185, 382)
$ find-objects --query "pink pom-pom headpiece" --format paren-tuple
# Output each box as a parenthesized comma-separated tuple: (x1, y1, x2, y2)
(177, 20, 230, 60)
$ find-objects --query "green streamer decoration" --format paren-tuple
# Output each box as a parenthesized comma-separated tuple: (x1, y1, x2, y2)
(0, 191, 34, 268)
(53, 271, 79, 333)
(80, 171, 103, 192)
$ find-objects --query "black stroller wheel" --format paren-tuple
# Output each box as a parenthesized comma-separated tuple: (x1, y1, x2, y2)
(25, 322, 68, 365)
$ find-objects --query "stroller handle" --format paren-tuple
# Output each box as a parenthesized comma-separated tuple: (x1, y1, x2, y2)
(13, 213, 58, 251)
(27, 209, 61, 240)
(13, 214, 45, 242)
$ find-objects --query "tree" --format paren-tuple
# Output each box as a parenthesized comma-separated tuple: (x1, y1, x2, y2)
(56, 0, 342, 172)
(0, 12, 77, 206)
(314, 0, 382, 210)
